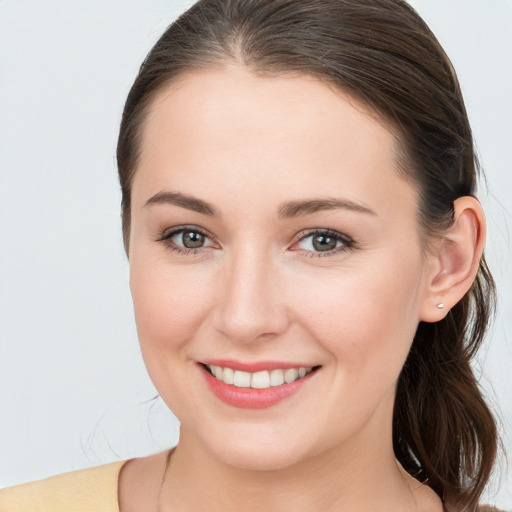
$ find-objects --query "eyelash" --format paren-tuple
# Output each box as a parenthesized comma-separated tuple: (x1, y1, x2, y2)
(156, 225, 214, 256)
(292, 229, 356, 257)
(156, 226, 356, 258)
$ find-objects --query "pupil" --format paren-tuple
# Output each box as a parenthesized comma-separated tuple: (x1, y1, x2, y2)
(312, 235, 337, 251)
(183, 232, 204, 248)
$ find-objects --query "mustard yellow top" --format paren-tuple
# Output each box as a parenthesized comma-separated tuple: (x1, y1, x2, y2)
(0, 460, 127, 512)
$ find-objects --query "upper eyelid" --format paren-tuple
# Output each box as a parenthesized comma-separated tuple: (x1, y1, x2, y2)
(159, 226, 350, 239)
(293, 228, 353, 243)
(159, 225, 213, 240)
(157, 225, 353, 251)
(155, 226, 216, 253)
(290, 229, 356, 254)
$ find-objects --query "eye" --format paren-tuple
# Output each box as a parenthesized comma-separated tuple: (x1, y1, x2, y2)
(157, 226, 216, 254)
(173, 230, 206, 249)
(293, 229, 355, 256)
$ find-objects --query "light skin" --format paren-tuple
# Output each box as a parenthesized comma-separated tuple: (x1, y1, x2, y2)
(119, 65, 485, 512)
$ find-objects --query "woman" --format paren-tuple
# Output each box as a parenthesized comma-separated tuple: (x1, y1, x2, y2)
(0, 0, 503, 511)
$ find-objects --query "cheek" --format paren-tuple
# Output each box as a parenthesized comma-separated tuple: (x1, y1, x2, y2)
(129, 257, 215, 364)
(290, 255, 424, 380)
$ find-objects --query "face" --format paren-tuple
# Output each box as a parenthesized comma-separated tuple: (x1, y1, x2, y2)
(129, 66, 434, 471)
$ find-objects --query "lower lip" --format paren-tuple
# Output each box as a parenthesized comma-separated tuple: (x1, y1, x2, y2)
(200, 365, 317, 409)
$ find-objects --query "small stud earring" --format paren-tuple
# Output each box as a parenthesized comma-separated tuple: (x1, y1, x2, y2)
(437, 303, 445, 309)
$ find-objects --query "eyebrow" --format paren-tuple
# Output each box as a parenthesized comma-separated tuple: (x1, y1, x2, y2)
(144, 191, 376, 218)
(144, 191, 218, 216)
(278, 197, 377, 218)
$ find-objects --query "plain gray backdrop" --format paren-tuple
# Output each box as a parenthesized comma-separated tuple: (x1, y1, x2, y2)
(0, 0, 511, 508)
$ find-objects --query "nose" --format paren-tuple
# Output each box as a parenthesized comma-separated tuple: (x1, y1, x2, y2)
(212, 248, 290, 344)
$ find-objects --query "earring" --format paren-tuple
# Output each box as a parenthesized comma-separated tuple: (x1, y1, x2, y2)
(437, 303, 445, 309)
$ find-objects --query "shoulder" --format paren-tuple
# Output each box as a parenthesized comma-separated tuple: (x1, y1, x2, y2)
(0, 460, 127, 512)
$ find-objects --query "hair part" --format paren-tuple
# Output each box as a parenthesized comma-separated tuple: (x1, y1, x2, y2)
(117, 1, 498, 509)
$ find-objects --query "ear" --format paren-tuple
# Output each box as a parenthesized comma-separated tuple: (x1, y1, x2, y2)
(419, 196, 486, 323)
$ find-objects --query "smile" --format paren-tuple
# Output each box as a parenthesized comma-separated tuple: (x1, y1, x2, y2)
(206, 364, 313, 389)
(200, 362, 320, 409)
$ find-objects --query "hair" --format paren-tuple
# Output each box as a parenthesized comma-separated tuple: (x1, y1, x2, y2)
(116, 1, 498, 510)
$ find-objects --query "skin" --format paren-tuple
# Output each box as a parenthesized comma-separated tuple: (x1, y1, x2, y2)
(119, 65, 485, 512)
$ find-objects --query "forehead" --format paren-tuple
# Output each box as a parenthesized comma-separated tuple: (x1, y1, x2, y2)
(141, 65, 395, 161)
(133, 65, 416, 219)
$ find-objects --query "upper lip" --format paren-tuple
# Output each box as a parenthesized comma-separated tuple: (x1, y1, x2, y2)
(200, 359, 319, 372)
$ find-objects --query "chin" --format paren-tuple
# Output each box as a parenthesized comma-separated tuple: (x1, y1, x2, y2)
(217, 443, 308, 471)
(199, 424, 319, 471)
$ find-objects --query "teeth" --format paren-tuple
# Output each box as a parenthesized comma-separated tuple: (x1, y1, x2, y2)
(270, 369, 285, 386)
(212, 366, 223, 380)
(233, 370, 251, 387)
(223, 367, 234, 385)
(206, 365, 313, 389)
(251, 370, 270, 389)
(284, 368, 299, 383)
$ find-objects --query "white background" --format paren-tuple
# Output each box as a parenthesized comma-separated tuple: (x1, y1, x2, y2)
(0, 0, 511, 508)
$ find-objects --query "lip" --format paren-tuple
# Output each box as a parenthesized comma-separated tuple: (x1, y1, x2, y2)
(198, 362, 319, 409)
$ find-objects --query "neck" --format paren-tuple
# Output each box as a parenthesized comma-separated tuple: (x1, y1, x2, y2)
(161, 423, 428, 512)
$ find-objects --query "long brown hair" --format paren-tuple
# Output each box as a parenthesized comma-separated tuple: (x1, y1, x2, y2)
(117, 1, 498, 509)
